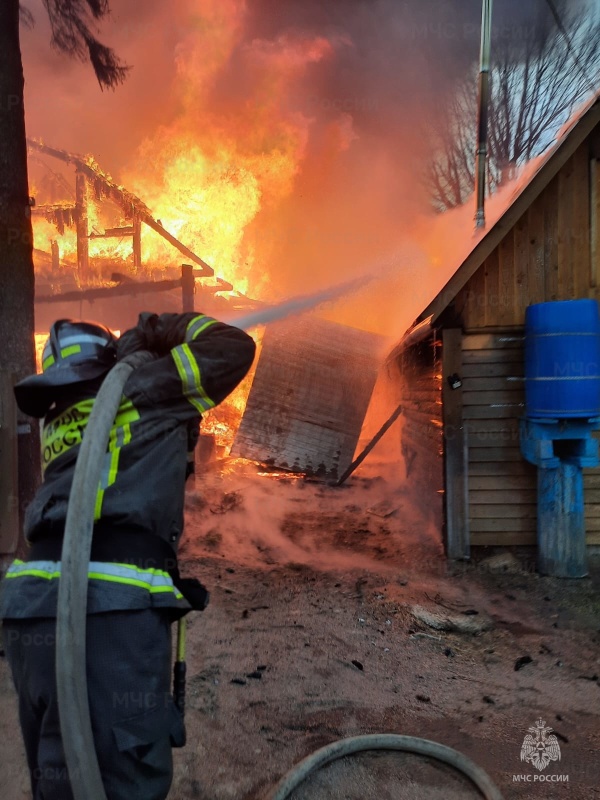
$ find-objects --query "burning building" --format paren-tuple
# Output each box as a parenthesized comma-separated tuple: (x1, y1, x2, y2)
(7, 0, 589, 565)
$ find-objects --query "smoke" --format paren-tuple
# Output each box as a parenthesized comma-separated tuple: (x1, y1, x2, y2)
(183, 463, 441, 573)
(225, 246, 425, 332)
(21, 0, 582, 338)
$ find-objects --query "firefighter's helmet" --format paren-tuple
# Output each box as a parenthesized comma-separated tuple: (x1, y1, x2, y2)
(14, 319, 117, 417)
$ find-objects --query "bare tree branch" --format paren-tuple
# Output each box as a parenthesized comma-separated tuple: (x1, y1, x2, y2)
(19, 4, 34, 29)
(426, 2, 600, 211)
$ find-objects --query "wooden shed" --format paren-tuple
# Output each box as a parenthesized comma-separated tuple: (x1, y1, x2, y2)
(394, 92, 600, 558)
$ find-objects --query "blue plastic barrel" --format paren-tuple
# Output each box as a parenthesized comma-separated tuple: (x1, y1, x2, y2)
(525, 299, 600, 418)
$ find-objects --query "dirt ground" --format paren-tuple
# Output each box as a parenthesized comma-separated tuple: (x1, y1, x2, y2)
(1, 459, 600, 799)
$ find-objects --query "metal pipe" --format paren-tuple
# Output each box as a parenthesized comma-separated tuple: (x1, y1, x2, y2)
(475, 0, 493, 229)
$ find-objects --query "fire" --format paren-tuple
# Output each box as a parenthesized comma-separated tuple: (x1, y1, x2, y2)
(125, 137, 262, 294)
(34, 333, 47, 373)
(30, 4, 336, 299)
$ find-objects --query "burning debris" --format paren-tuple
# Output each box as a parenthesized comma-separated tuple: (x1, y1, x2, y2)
(232, 315, 384, 480)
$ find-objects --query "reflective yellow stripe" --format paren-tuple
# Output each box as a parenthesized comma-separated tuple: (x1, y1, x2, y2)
(108, 447, 120, 485)
(172, 344, 215, 414)
(94, 489, 104, 521)
(184, 345, 205, 403)
(186, 315, 218, 341)
(94, 401, 140, 520)
(6, 559, 184, 599)
(42, 354, 55, 371)
(6, 566, 62, 580)
(112, 400, 140, 429)
(42, 399, 94, 473)
(61, 344, 81, 358)
(86, 573, 179, 594)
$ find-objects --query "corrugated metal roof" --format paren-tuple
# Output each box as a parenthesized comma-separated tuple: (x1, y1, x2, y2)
(231, 315, 384, 480)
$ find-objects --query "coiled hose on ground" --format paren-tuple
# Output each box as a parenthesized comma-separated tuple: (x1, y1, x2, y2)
(56, 353, 505, 800)
(264, 734, 504, 800)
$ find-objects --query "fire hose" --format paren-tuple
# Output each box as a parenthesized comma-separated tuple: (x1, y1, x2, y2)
(56, 328, 505, 800)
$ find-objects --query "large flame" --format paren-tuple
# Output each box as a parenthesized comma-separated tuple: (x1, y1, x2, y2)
(31, 2, 338, 300)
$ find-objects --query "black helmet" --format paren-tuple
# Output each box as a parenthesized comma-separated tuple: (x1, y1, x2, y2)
(14, 319, 117, 418)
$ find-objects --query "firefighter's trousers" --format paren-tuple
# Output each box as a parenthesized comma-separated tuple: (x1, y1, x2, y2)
(2, 608, 185, 800)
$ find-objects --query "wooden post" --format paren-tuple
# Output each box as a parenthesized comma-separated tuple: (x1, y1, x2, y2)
(132, 214, 142, 273)
(75, 170, 89, 283)
(51, 239, 60, 272)
(442, 328, 470, 559)
(181, 264, 195, 312)
(0, 371, 19, 560)
(591, 158, 599, 290)
(537, 463, 587, 577)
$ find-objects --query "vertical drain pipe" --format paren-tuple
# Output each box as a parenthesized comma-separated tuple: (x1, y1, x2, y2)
(475, 0, 493, 229)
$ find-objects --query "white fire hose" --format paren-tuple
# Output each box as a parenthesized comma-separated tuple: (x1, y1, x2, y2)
(56, 353, 150, 800)
(56, 308, 505, 800)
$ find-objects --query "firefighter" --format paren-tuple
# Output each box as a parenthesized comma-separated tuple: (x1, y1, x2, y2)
(0, 312, 256, 800)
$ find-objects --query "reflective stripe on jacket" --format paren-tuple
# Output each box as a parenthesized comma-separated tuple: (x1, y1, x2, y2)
(5, 560, 184, 597)
(27, 313, 256, 552)
(0, 560, 191, 619)
(0, 313, 255, 620)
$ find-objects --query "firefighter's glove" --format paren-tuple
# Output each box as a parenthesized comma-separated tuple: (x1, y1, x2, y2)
(117, 312, 188, 360)
(175, 578, 210, 611)
(116, 313, 163, 360)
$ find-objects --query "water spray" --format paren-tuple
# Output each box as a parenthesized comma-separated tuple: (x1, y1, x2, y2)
(226, 272, 376, 331)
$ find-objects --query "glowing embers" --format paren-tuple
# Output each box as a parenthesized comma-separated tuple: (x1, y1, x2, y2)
(231, 315, 383, 481)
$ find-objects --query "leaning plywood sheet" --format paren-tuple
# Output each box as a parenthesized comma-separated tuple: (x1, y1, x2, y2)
(232, 315, 384, 480)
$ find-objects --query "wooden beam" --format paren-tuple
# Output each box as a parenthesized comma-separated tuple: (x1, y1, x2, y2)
(88, 226, 135, 239)
(132, 214, 142, 273)
(75, 170, 89, 282)
(472, 531, 536, 546)
(442, 328, 469, 559)
(181, 264, 195, 312)
(31, 204, 77, 215)
(36, 278, 182, 303)
(51, 240, 60, 272)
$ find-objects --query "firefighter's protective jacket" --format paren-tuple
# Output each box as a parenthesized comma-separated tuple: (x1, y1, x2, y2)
(0, 312, 256, 619)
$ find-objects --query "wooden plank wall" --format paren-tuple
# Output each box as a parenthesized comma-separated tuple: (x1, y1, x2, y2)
(462, 333, 537, 546)
(583, 434, 600, 542)
(455, 143, 592, 330)
(399, 337, 443, 529)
